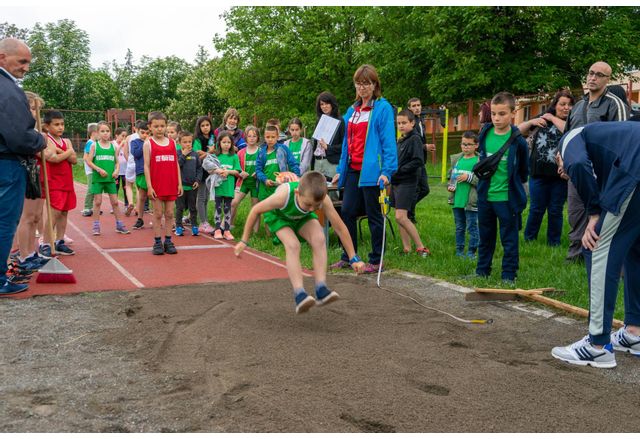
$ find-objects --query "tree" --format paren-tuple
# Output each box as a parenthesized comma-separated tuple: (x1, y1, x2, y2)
(0, 22, 29, 40)
(128, 55, 190, 113)
(194, 45, 210, 68)
(111, 48, 137, 104)
(166, 59, 229, 131)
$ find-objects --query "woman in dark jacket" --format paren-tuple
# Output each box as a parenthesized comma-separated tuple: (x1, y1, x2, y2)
(311, 91, 344, 181)
(518, 89, 574, 246)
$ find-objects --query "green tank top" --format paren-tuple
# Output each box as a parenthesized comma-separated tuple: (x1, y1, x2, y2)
(276, 182, 312, 220)
(263, 149, 279, 180)
(92, 141, 116, 183)
(288, 139, 303, 163)
(244, 149, 258, 178)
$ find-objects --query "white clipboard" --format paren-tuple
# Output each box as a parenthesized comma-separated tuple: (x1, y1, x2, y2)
(312, 114, 340, 145)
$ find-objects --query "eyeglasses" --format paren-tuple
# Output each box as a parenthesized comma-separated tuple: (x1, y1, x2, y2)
(354, 82, 373, 89)
(587, 70, 610, 79)
(461, 142, 476, 147)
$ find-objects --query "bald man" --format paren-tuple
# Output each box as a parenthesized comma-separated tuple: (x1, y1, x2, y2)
(563, 61, 629, 264)
(0, 38, 46, 295)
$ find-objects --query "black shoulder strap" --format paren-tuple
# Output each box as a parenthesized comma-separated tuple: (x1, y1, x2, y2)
(495, 130, 519, 157)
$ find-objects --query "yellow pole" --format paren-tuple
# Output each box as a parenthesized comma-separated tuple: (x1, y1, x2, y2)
(440, 108, 449, 183)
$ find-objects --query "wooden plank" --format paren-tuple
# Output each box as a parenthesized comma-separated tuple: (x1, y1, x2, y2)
(465, 292, 520, 302)
(524, 294, 624, 329)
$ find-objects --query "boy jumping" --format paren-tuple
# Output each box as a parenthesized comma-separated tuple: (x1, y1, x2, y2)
(234, 171, 365, 313)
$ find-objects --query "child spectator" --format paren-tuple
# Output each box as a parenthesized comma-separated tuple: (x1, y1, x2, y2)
(391, 110, 430, 257)
(114, 127, 130, 213)
(124, 122, 141, 217)
(234, 171, 365, 313)
(214, 108, 246, 150)
(166, 121, 181, 144)
(39, 110, 77, 257)
(85, 122, 130, 236)
(175, 131, 202, 236)
(256, 125, 300, 201)
(476, 92, 529, 282)
(213, 131, 241, 240)
(284, 117, 312, 174)
(81, 123, 98, 216)
(130, 121, 150, 229)
(266, 118, 287, 143)
(447, 131, 479, 258)
(193, 116, 216, 234)
(144, 112, 182, 255)
(15, 92, 53, 270)
(231, 125, 261, 230)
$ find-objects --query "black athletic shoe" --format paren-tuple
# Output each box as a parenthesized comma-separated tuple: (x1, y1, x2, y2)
(152, 241, 164, 255)
(133, 219, 144, 230)
(164, 241, 178, 255)
(55, 240, 75, 256)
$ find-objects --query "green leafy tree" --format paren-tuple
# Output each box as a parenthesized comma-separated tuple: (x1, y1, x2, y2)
(128, 55, 190, 113)
(23, 19, 92, 109)
(166, 59, 229, 131)
(0, 22, 29, 40)
(111, 48, 137, 104)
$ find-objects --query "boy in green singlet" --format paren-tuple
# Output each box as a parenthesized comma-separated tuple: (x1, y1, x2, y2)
(234, 171, 364, 314)
(86, 122, 130, 236)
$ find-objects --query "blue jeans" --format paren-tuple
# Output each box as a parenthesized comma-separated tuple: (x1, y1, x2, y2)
(0, 159, 27, 284)
(452, 208, 478, 254)
(524, 176, 567, 246)
(477, 200, 520, 281)
(339, 168, 384, 264)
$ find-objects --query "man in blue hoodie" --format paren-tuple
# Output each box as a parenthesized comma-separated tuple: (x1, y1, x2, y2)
(551, 122, 640, 368)
(0, 38, 46, 295)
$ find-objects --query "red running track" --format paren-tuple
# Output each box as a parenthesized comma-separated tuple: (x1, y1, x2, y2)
(10, 182, 302, 299)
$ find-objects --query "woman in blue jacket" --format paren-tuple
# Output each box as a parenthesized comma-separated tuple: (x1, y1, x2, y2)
(330, 64, 398, 273)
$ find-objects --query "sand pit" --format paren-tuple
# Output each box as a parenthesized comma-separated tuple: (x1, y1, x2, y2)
(2, 272, 640, 432)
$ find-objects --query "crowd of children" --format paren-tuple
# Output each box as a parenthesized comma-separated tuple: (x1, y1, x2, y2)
(6, 90, 552, 306)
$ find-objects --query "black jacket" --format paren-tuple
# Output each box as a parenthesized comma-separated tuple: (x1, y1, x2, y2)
(312, 116, 345, 165)
(178, 150, 203, 187)
(392, 129, 424, 185)
(0, 69, 46, 158)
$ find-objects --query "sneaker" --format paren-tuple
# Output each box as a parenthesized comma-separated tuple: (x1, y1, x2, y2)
(467, 251, 477, 260)
(92, 223, 101, 236)
(0, 280, 28, 295)
(330, 260, 351, 270)
(9, 249, 20, 260)
(7, 273, 30, 284)
(223, 230, 234, 241)
(316, 287, 340, 306)
(152, 241, 164, 255)
(294, 291, 316, 314)
(81, 209, 93, 217)
(164, 240, 178, 255)
(416, 247, 431, 258)
(38, 244, 52, 258)
(198, 221, 213, 234)
(551, 335, 616, 368)
(213, 229, 223, 239)
(175, 226, 184, 236)
(363, 263, 383, 274)
(64, 234, 74, 244)
(133, 219, 144, 230)
(125, 204, 134, 217)
(191, 226, 199, 236)
(55, 240, 75, 256)
(22, 254, 47, 270)
(611, 327, 640, 356)
(205, 223, 215, 234)
(116, 224, 130, 235)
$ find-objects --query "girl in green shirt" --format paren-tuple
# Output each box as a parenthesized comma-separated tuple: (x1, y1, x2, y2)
(213, 132, 241, 240)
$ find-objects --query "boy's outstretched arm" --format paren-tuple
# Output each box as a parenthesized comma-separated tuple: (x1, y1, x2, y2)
(322, 196, 365, 273)
(234, 187, 287, 256)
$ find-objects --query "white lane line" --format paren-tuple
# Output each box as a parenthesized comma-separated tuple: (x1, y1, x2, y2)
(198, 231, 311, 277)
(66, 220, 145, 289)
(105, 244, 228, 253)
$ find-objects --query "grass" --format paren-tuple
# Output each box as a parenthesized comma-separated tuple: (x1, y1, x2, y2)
(73, 159, 625, 320)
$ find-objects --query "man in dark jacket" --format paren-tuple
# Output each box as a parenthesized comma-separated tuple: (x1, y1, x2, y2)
(564, 61, 629, 263)
(0, 38, 46, 295)
(407, 98, 433, 223)
(551, 122, 640, 368)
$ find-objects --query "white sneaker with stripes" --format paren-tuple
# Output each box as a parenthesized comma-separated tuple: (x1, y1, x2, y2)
(611, 327, 640, 356)
(551, 335, 616, 368)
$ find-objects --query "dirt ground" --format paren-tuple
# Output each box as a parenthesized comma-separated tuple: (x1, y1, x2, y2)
(1, 271, 639, 433)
